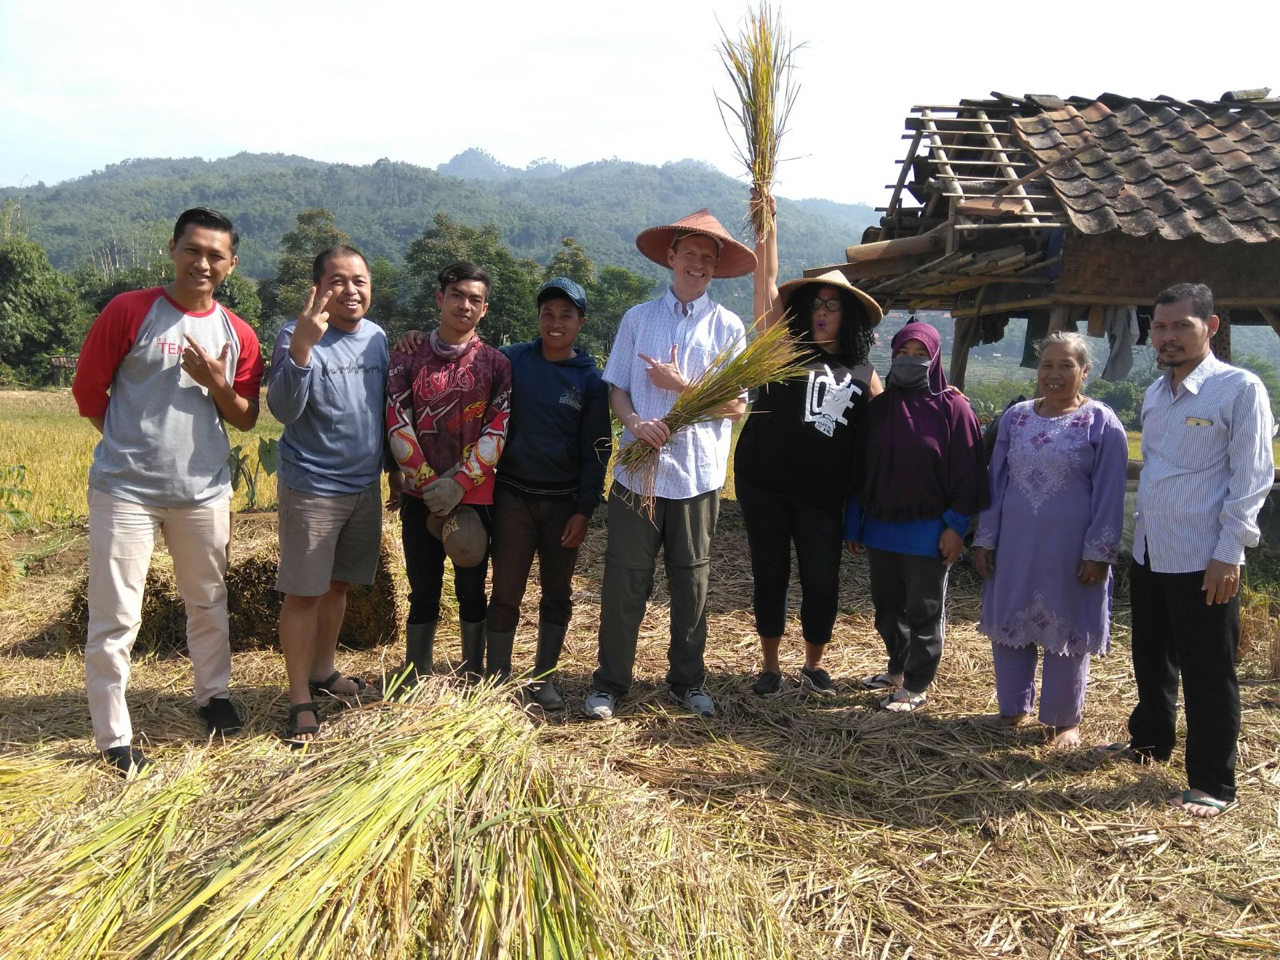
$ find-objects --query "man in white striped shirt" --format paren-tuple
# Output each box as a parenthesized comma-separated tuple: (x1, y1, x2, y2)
(1120, 282, 1274, 817)
(585, 210, 756, 720)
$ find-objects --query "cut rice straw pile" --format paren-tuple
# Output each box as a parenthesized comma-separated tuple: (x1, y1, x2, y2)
(2, 511, 1279, 958)
(616, 320, 808, 518)
(0, 684, 807, 960)
(717, 1, 802, 239)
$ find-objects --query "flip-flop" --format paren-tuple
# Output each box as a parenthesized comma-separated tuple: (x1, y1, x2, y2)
(1092, 741, 1153, 764)
(882, 690, 927, 713)
(1173, 789, 1237, 817)
(861, 672, 901, 691)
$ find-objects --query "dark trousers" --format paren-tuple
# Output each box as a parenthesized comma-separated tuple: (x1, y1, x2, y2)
(487, 485, 580, 633)
(400, 496, 492, 625)
(867, 547, 948, 693)
(737, 481, 843, 644)
(593, 484, 719, 697)
(1127, 554, 1240, 802)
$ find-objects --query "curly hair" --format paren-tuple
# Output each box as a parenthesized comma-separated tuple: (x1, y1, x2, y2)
(784, 284, 875, 367)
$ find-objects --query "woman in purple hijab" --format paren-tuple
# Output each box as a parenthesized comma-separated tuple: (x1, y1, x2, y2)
(972, 332, 1127, 748)
(845, 321, 987, 712)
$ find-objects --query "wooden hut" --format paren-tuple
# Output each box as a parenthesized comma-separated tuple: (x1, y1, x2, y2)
(808, 90, 1280, 388)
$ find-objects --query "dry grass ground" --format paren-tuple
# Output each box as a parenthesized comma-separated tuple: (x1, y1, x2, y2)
(1, 502, 1278, 958)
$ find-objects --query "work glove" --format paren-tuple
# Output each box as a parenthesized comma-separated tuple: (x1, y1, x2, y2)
(423, 473, 466, 517)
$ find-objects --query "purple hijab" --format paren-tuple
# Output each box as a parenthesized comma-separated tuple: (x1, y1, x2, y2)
(857, 321, 988, 521)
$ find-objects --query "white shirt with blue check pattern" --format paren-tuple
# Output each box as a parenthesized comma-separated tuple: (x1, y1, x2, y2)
(1134, 351, 1275, 573)
(603, 289, 746, 500)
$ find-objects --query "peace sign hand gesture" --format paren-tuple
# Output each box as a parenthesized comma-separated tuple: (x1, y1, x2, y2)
(639, 343, 689, 394)
(290, 286, 333, 367)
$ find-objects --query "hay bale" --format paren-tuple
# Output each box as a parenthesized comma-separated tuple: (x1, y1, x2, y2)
(0, 544, 17, 599)
(64, 519, 402, 653)
(66, 567, 188, 654)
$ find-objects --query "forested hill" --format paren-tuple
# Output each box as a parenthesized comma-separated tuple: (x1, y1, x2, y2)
(1, 150, 877, 303)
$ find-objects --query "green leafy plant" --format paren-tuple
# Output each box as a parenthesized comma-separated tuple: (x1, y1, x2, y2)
(227, 438, 278, 510)
(0, 464, 34, 531)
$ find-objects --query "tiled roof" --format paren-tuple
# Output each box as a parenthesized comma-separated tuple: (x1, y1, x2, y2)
(1010, 94, 1280, 243)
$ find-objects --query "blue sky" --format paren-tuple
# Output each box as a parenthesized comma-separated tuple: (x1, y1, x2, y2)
(2, 0, 1276, 205)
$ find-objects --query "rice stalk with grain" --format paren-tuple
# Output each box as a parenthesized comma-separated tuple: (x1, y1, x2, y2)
(716, 2, 803, 240)
(616, 321, 809, 518)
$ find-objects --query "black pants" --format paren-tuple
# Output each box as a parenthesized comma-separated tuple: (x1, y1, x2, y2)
(867, 547, 948, 693)
(1127, 554, 1240, 802)
(593, 484, 719, 697)
(400, 496, 492, 625)
(487, 485, 580, 633)
(737, 481, 843, 644)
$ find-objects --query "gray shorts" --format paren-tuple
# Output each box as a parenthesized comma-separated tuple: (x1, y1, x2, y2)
(276, 481, 382, 596)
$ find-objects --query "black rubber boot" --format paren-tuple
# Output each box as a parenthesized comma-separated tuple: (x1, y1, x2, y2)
(459, 619, 486, 682)
(399, 621, 436, 691)
(485, 626, 516, 682)
(530, 620, 568, 710)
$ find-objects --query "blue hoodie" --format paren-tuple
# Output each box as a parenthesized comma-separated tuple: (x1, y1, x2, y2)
(498, 339, 612, 517)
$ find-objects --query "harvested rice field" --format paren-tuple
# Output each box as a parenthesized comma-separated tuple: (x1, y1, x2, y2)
(1, 502, 1278, 960)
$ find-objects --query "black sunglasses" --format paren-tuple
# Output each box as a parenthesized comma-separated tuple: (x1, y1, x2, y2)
(811, 297, 842, 313)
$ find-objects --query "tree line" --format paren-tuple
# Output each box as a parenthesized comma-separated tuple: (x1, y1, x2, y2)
(0, 203, 659, 385)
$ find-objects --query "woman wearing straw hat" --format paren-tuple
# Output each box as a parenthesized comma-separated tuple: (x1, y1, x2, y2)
(737, 199, 882, 697)
(846, 322, 987, 712)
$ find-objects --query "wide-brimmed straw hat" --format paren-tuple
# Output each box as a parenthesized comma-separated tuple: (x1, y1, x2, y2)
(776, 269, 883, 328)
(635, 209, 757, 278)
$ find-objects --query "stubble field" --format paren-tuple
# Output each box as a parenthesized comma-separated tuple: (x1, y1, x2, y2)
(1, 389, 1278, 959)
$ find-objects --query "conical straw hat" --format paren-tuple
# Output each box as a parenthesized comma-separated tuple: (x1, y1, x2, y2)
(635, 208, 757, 278)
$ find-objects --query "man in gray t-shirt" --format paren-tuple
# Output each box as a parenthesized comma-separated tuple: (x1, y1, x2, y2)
(72, 207, 263, 777)
(267, 245, 393, 745)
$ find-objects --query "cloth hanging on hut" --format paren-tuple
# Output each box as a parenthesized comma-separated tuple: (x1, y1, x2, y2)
(1101, 306, 1139, 381)
(1020, 314, 1050, 368)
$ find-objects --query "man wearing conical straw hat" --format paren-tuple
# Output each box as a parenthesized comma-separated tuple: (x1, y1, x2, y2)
(585, 209, 756, 720)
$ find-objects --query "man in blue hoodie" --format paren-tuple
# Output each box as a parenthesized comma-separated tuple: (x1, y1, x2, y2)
(485, 277, 612, 708)
(267, 245, 393, 743)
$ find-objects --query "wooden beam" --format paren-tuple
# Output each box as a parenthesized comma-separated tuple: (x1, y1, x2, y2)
(950, 315, 978, 391)
(885, 129, 924, 221)
(950, 295, 1280, 319)
(845, 228, 946, 264)
(1259, 306, 1280, 338)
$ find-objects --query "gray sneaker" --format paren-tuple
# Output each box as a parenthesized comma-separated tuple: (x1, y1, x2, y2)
(584, 689, 616, 720)
(672, 686, 715, 717)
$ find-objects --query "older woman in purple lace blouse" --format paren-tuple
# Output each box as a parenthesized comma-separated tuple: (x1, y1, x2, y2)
(972, 332, 1128, 748)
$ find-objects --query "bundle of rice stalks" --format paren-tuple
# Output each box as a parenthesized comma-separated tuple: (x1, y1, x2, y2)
(716, 1, 803, 239)
(0, 684, 811, 960)
(61, 524, 401, 653)
(617, 321, 809, 518)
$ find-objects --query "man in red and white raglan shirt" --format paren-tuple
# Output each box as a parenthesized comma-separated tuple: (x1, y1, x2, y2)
(386, 261, 511, 683)
(73, 207, 263, 776)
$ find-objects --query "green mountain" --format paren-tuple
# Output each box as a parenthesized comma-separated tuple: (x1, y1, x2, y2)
(1, 151, 878, 318)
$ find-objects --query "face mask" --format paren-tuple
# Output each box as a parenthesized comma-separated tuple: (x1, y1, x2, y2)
(888, 355, 930, 390)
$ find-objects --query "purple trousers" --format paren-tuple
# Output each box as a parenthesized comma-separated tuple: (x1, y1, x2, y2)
(991, 640, 1090, 727)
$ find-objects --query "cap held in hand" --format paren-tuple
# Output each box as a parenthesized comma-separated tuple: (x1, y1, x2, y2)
(426, 506, 488, 568)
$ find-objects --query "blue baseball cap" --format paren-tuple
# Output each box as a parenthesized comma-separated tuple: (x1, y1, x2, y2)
(537, 277, 588, 315)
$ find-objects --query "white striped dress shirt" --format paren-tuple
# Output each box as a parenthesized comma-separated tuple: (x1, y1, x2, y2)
(603, 289, 746, 500)
(1134, 352, 1275, 572)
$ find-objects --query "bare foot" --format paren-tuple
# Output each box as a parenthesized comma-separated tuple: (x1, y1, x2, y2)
(1172, 789, 1232, 818)
(1047, 725, 1081, 749)
(981, 712, 1029, 728)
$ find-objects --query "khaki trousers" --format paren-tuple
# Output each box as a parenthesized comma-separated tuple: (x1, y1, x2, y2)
(86, 488, 232, 749)
(592, 484, 719, 698)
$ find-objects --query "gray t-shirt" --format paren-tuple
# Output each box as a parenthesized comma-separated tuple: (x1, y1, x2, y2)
(73, 287, 264, 508)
